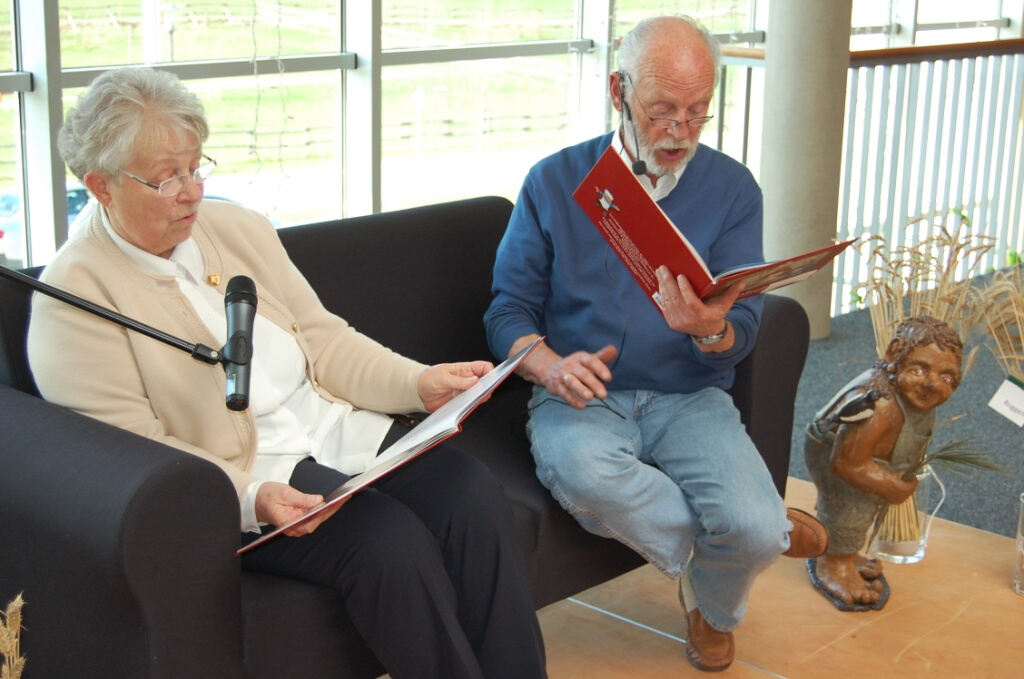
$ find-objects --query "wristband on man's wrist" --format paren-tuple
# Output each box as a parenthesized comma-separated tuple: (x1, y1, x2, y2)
(690, 323, 728, 345)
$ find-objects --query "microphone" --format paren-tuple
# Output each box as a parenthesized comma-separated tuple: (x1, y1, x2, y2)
(627, 118, 648, 176)
(619, 93, 648, 176)
(223, 275, 257, 411)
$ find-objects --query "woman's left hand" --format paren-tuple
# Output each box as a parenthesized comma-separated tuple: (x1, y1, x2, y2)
(255, 481, 347, 537)
(418, 361, 494, 412)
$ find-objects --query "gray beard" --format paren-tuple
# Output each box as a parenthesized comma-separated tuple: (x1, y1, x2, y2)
(622, 119, 693, 177)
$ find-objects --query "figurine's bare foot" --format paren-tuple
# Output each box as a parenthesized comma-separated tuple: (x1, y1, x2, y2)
(815, 553, 884, 605)
(855, 555, 883, 580)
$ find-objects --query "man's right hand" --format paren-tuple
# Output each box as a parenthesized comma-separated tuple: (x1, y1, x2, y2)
(514, 336, 618, 409)
(255, 481, 347, 537)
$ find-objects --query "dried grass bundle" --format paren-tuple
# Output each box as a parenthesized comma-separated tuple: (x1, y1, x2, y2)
(858, 210, 994, 357)
(870, 441, 1006, 548)
(974, 265, 1024, 382)
(0, 593, 25, 679)
(877, 497, 922, 543)
(858, 211, 993, 549)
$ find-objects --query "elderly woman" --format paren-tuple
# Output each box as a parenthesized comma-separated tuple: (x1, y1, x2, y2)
(27, 67, 546, 679)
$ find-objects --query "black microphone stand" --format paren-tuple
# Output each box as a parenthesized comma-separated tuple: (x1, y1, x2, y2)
(0, 265, 222, 365)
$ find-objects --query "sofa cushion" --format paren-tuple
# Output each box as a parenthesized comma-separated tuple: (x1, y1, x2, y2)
(240, 574, 384, 677)
(454, 378, 645, 608)
(278, 196, 511, 365)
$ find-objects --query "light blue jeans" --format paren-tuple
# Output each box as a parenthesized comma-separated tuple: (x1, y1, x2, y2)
(527, 386, 789, 631)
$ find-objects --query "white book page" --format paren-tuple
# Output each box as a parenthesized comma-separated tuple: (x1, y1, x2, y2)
(236, 337, 542, 555)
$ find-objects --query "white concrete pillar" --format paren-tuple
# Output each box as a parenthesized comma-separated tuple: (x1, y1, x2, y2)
(760, 0, 853, 339)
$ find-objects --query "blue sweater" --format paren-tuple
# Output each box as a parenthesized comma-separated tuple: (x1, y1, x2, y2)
(485, 132, 764, 393)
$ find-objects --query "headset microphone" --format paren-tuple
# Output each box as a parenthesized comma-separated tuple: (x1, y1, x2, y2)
(619, 77, 648, 176)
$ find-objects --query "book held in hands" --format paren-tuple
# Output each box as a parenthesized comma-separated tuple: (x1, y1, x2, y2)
(573, 146, 855, 312)
(236, 337, 542, 556)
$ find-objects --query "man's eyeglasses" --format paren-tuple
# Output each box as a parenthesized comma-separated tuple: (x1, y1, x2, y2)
(621, 72, 714, 130)
(119, 155, 218, 197)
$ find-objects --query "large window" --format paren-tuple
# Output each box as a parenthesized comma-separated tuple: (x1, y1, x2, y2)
(1, 1, 1020, 270)
(58, 1, 342, 66)
(380, 55, 578, 211)
(382, 0, 576, 48)
(55, 1, 346, 240)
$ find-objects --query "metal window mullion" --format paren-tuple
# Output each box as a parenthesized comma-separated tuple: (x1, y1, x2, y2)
(741, 66, 753, 165)
(0, 71, 32, 93)
(998, 0, 1024, 39)
(915, 18, 1013, 32)
(343, 0, 381, 216)
(19, 0, 66, 263)
(573, 0, 613, 142)
(379, 39, 594, 67)
(59, 54, 357, 89)
(714, 31, 765, 44)
(716, 65, 727, 151)
(927, 60, 948, 222)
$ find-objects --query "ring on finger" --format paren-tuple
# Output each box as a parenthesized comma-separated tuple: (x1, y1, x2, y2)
(562, 373, 572, 384)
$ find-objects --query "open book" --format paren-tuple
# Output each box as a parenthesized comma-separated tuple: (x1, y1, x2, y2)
(236, 337, 542, 556)
(573, 146, 855, 311)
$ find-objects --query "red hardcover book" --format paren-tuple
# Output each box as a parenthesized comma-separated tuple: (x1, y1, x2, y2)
(573, 146, 855, 311)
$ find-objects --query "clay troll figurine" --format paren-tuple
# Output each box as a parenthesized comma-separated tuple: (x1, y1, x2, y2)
(803, 315, 963, 610)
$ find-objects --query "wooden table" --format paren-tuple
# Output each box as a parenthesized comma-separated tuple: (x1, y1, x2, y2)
(537, 478, 1024, 678)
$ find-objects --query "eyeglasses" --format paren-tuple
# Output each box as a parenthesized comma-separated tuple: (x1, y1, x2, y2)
(622, 73, 714, 130)
(119, 155, 217, 197)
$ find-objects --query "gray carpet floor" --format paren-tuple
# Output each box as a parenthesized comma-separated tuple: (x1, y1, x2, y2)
(788, 305, 1023, 539)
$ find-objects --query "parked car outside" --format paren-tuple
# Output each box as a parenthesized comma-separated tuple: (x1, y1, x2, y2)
(0, 184, 91, 268)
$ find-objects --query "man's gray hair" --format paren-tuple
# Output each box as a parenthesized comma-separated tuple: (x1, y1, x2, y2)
(59, 66, 209, 180)
(617, 15, 721, 81)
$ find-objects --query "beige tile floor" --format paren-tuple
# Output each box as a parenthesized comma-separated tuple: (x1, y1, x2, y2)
(536, 479, 1024, 678)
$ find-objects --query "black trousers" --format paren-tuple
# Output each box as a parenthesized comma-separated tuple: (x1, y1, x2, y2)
(240, 424, 547, 679)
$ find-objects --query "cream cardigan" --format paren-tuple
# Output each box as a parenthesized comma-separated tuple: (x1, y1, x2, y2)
(27, 200, 426, 501)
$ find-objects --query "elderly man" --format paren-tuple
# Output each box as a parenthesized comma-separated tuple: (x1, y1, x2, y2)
(485, 15, 826, 672)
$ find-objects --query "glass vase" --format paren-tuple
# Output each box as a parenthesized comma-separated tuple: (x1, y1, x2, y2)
(869, 464, 946, 564)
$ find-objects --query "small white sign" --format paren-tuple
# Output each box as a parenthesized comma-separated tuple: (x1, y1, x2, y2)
(987, 378, 1024, 427)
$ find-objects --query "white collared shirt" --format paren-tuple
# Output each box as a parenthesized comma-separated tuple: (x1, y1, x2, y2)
(100, 208, 392, 531)
(611, 127, 688, 202)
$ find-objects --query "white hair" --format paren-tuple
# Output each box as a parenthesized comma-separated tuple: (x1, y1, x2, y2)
(59, 67, 209, 180)
(617, 15, 721, 84)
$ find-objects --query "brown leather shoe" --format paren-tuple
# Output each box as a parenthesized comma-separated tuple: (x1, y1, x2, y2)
(684, 606, 735, 672)
(678, 580, 734, 672)
(783, 507, 829, 558)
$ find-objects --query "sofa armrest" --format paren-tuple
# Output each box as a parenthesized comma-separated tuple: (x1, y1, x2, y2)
(729, 294, 809, 496)
(0, 385, 244, 679)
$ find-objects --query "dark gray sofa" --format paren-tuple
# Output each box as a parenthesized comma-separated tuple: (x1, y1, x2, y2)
(0, 195, 809, 678)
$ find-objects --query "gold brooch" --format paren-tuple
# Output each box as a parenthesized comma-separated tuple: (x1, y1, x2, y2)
(206, 273, 221, 286)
